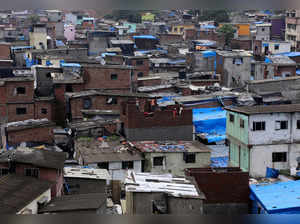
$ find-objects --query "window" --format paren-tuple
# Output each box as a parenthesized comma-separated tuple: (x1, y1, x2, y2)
(65, 84, 73, 92)
(41, 108, 47, 114)
(240, 119, 245, 128)
(180, 27, 184, 33)
(16, 107, 27, 115)
(106, 97, 118, 105)
(297, 120, 300, 129)
(137, 72, 144, 78)
(122, 161, 134, 169)
(98, 162, 109, 170)
(233, 58, 243, 65)
(25, 168, 39, 178)
(275, 121, 288, 130)
(274, 45, 279, 50)
(0, 168, 9, 176)
(253, 121, 265, 131)
(183, 153, 196, 163)
(83, 98, 92, 109)
(136, 60, 144, 66)
(230, 114, 235, 123)
(16, 87, 26, 95)
(174, 27, 178, 32)
(262, 28, 265, 32)
(111, 74, 118, 80)
(272, 152, 287, 162)
(153, 157, 164, 166)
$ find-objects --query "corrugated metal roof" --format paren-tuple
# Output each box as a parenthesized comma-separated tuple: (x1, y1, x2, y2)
(64, 167, 111, 180)
(226, 104, 300, 115)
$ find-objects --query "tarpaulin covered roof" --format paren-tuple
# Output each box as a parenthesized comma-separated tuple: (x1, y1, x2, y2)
(201, 25, 216, 29)
(133, 35, 157, 40)
(250, 180, 300, 214)
(193, 107, 226, 143)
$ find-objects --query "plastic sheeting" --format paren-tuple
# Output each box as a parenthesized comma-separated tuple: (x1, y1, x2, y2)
(266, 167, 279, 178)
(210, 156, 228, 168)
(193, 107, 226, 143)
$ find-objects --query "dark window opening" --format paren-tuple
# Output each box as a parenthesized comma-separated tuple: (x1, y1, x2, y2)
(136, 60, 144, 66)
(230, 114, 235, 123)
(275, 120, 288, 130)
(183, 153, 196, 163)
(297, 120, 300, 129)
(83, 98, 92, 109)
(106, 97, 118, 105)
(240, 119, 245, 128)
(253, 121, 265, 131)
(0, 168, 9, 176)
(262, 28, 265, 32)
(16, 87, 26, 95)
(65, 84, 73, 92)
(122, 161, 134, 169)
(25, 168, 39, 178)
(153, 157, 164, 166)
(46, 72, 51, 78)
(137, 72, 144, 78)
(274, 45, 279, 50)
(98, 162, 109, 170)
(16, 107, 27, 115)
(111, 74, 118, 80)
(272, 152, 287, 162)
(41, 108, 47, 114)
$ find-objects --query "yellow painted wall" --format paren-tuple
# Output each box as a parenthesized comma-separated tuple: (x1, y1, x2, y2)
(171, 24, 195, 34)
(236, 24, 250, 36)
(142, 13, 155, 22)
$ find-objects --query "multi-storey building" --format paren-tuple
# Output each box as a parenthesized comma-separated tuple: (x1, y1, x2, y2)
(226, 104, 300, 177)
(285, 10, 300, 51)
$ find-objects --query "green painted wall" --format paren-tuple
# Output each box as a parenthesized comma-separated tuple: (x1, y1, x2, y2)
(229, 141, 249, 172)
(226, 111, 249, 145)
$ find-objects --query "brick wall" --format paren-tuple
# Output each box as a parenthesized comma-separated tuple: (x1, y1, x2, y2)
(231, 39, 252, 50)
(121, 101, 192, 129)
(83, 66, 134, 91)
(7, 125, 54, 145)
(2, 81, 34, 103)
(7, 103, 35, 122)
(129, 58, 150, 79)
(69, 94, 148, 120)
(0, 43, 11, 60)
(158, 33, 183, 44)
(185, 168, 249, 204)
(137, 78, 162, 87)
(276, 65, 296, 77)
(34, 100, 54, 121)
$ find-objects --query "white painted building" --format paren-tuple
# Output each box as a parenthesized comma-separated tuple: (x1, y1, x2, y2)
(226, 104, 300, 177)
(256, 23, 271, 41)
(261, 41, 291, 55)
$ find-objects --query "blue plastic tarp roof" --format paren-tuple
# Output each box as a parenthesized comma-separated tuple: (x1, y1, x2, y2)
(168, 59, 186, 64)
(201, 25, 216, 29)
(276, 52, 300, 57)
(56, 40, 65, 47)
(193, 107, 226, 143)
(210, 156, 228, 168)
(265, 57, 271, 63)
(133, 35, 157, 40)
(250, 180, 300, 214)
(11, 46, 33, 50)
(202, 51, 216, 58)
(297, 69, 300, 75)
(101, 53, 117, 57)
(60, 62, 81, 68)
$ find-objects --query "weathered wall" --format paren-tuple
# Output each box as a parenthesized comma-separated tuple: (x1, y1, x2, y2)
(124, 125, 193, 141)
(203, 203, 249, 215)
(167, 197, 203, 215)
(143, 151, 211, 176)
(64, 178, 107, 194)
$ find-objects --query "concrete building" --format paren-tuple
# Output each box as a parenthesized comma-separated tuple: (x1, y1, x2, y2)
(0, 174, 52, 214)
(75, 138, 144, 182)
(216, 50, 252, 87)
(124, 171, 206, 215)
(132, 141, 211, 176)
(285, 10, 300, 51)
(261, 41, 291, 55)
(255, 23, 271, 41)
(64, 166, 111, 195)
(226, 104, 300, 177)
(29, 24, 47, 50)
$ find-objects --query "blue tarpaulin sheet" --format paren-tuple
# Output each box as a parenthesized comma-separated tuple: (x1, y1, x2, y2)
(133, 35, 157, 39)
(201, 25, 216, 29)
(210, 156, 228, 168)
(265, 57, 271, 63)
(276, 52, 300, 57)
(266, 167, 279, 178)
(263, 43, 269, 47)
(61, 62, 81, 67)
(193, 107, 226, 143)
